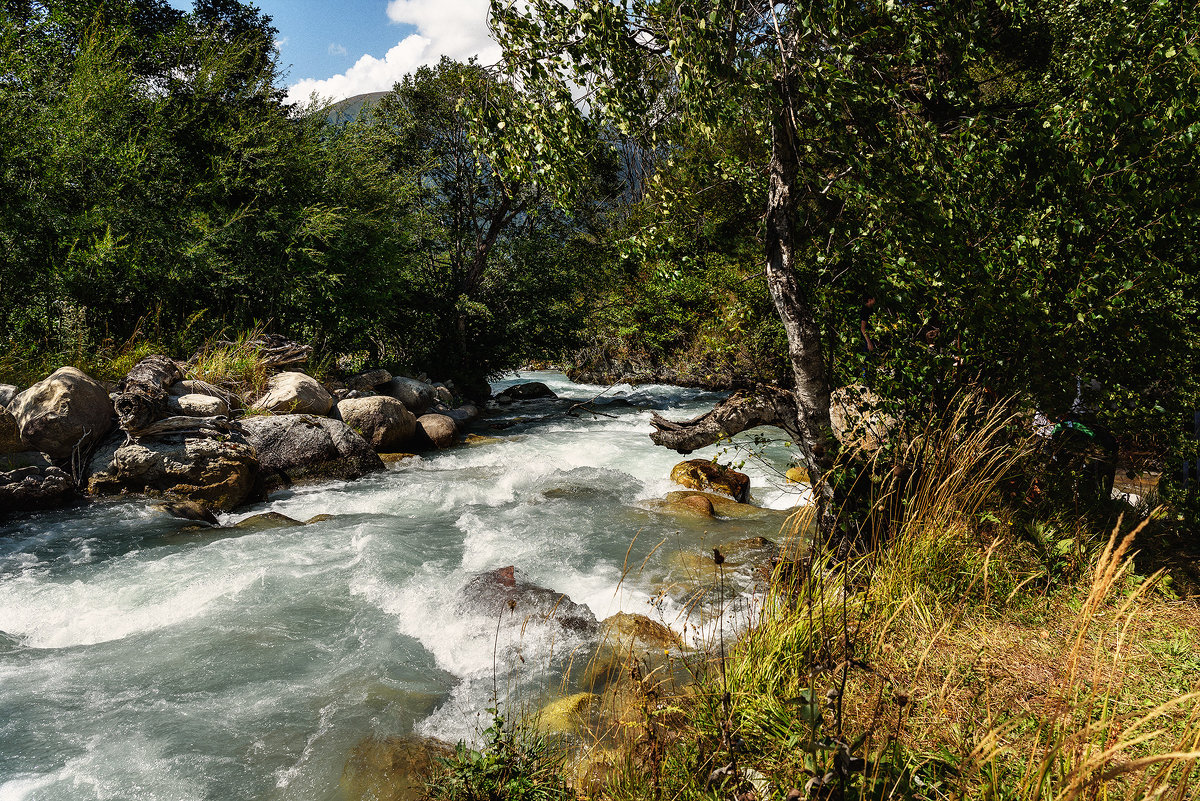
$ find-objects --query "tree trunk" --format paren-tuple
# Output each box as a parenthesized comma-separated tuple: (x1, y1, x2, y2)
(647, 87, 838, 533)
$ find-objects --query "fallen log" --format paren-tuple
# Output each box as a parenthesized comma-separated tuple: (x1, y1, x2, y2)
(112, 355, 183, 434)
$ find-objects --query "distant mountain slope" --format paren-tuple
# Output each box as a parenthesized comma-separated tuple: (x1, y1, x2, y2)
(324, 91, 390, 124)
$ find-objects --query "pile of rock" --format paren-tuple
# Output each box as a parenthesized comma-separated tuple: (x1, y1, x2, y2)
(0, 358, 486, 518)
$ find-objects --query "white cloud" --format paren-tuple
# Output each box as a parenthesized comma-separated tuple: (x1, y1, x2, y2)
(285, 0, 499, 105)
(328, 42, 348, 57)
(273, 36, 288, 51)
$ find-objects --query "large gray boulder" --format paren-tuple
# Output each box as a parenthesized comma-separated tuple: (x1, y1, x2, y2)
(0, 407, 22, 454)
(9, 367, 114, 460)
(241, 415, 384, 494)
(0, 384, 18, 407)
(380, 377, 435, 416)
(415, 414, 458, 450)
(250, 372, 333, 416)
(0, 451, 76, 513)
(335, 396, 416, 451)
(86, 433, 259, 511)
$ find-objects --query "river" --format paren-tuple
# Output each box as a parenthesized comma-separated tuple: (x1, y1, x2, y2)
(0, 372, 809, 800)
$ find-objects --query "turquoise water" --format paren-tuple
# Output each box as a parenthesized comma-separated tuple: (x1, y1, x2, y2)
(0, 373, 808, 800)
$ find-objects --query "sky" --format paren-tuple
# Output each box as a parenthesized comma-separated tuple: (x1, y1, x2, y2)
(167, 0, 498, 105)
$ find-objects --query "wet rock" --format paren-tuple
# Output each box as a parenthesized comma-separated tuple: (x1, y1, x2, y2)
(600, 612, 684, 651)
(347, 368, 392, 392)
(251, 372, 333, 416)
(414, 414, 458, 450)
(233, 511, 304, 531)
(9, 367, 114, 460)
(168, 393, 230, 418)
(380, 377, 435, 416)
(86, 433, 258, 511)
(670, 459, 750, 503)
(241, 414, 384, 494)
(340, 734, 453, 801)
(0, 451, 76, 513)
(337, 396, 417, 451)
(0, 384, 18, 407)
(460, 565, 599, 635)
(305, 514, 334, 524)
(536, 692, 596, 734)
(495, 382, 556, 401)
(0, 406, 22, 454)
(158, 500, 219, 526)
(662, 491, 788, 522)
(379, 452, 417, 464)
(463, 433, 502, 447)
(785, 465, 810, 484)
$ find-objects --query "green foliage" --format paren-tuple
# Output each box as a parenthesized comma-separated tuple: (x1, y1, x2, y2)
(427, 711, 573, 801)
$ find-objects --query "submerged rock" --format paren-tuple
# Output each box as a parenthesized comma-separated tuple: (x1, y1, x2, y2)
(241, 414, 384, 494)
(340, 734, 453, 801)
(536, 692, 596, 734)
(158, 500, 220, 526)
(233, 512, 304, 531)
(495, 382, 556, 401)
(0, 451, 76, 513)
(459, 565, 598, 635)
(9, 367, 114, 460)
(670, 459, 750, 503)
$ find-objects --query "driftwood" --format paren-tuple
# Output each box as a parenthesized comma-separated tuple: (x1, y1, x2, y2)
(129, 415, 239, 440)
(236, 334, 311, 368)
(649, 386, 803, 454)
(113, 355, 183, 434)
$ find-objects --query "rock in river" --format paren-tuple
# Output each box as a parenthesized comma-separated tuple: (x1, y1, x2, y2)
(336, 396, 416, 451)
(0, 451, 76, 513)
(250, 372, 333, 416)
(669, 459, 751, 503)
(241, 414, 383, 494)
(459, 565, 598, 636)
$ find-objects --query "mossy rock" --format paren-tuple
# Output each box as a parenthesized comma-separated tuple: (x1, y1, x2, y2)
(233, 512, 304, 531)
(785, 465, 810, 484)
(663, 491, 789, 522)
(463, 433, 503, 447)
(600, 612, 684, 651)
(340, 735, 453, 801)
(379, 452, 417, 464)
(535, 692, 596, 734)
(670, 459, 750, 502)
(305, 514, 334, 524)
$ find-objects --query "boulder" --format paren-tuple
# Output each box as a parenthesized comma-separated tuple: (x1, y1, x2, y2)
(379, 377, 435, 416)
(437, 406, 477, 432)
(536, 693, 596, 734)
(670, 459, 751, 503)
(168, 393, 230, 418)
(600, 612, 684, 651)
(251, 372, 333, 416)
(86, 434, 258, 511)
(0, 407, 22, 454)
(170, 379, 240, 410)
(232, 512, 304, 532)
(340, 735, 453, 801)
(157, 500, 220, 526)
(0, 451, 76, 513)
(0, 384, 18, 407)
(495, 382, 556, 401)
(9, 367, 114, 459)
(347, 368, 392, 392)
(414, 414, 458, 450)
(434, 385, 454, 406)
(241, 414, 384, 494)
(336, 396, 416, 451)
(785, 465, 810, 484)
(459, 565, 598, 635)
(830, 384, 897, 455)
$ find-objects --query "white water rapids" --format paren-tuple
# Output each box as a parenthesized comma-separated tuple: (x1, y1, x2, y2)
(0, 372, 810, 800)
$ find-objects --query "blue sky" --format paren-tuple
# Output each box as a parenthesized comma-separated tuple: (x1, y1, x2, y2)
(167, 0, 496, 104)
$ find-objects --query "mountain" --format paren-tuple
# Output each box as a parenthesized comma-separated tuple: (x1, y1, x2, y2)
(324, 91, 390, 124)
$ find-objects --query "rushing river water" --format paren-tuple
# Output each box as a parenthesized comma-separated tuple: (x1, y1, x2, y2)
(0, 372, 809, 800)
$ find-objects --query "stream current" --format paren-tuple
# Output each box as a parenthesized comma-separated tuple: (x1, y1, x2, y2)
(0, 372, 809, 800)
